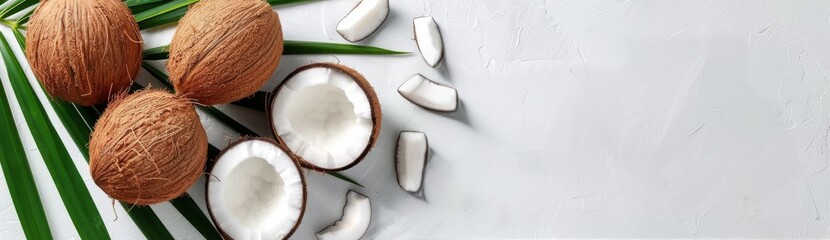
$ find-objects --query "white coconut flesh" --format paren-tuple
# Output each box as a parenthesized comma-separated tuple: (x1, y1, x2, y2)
(208, 139, 305, 240)
(398, 74, 458, 112)
(413, 16, 444, 67)
(396, 131, 428, 192)
(271, 67, 374, 170)
(317, 191, 372, 240)
(337, 0, 389, 42)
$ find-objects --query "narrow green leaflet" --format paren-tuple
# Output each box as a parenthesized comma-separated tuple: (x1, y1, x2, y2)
(133, 0, 197, 23)
(139, 62, 364, 187)
(140, 61, 260, 137)
(230, 91, 270, 111)
(126, 0, 169, 14)
(137, 7, 185, 29)
(135, 0, 316, 30)
(13, 7, 32, 26)
(0, 30, 110, 240)
(143, 45, 169, 60)
(124, 0, 165, 8)
(170, 196, 222, 240)
(144, 41, 405, 61)
(284, 41, 408, 55)
(0, 0, 37, 19)
(0, 61, 51, 239)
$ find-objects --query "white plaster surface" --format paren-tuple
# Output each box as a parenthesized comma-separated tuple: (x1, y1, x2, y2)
(4, 0, 830, 239)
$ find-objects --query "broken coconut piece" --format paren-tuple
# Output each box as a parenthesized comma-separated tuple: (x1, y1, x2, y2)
(270, 63, 382, 171)
(317, 191, 372, 240)
(207, 138, 306, 240)
(398, 74, 458, 112)
(396, 131, 428, 192)
(413, 16, 444, 67)
(336, 0, 389, 42)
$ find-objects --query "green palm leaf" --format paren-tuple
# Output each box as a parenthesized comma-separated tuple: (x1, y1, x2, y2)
(170, 195, 223, 240)
(0, 30, 110, 240)
(13, 7, 32, 26)
(0, 0, 36, 19)
(10, 29, 178, 239)
(0, 56, 51, 239)
(230, 91, 269, 111)
(283, 40, 408, 55)
(140, 62, 260, 137)
(135, 0, 316, 30)
(143, 41, 406, 60)
(142, 44, 169, 60)
(133, 0, 196, 23)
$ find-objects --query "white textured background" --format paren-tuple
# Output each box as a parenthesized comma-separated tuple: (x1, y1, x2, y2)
(4, 0, 830, 239)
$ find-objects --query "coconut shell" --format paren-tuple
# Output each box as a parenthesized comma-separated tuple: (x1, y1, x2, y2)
(26, 0, 142, 106)
(167, 0, 283, 105)
(269, 63, 383, 172)
(89, 90, 207, 205)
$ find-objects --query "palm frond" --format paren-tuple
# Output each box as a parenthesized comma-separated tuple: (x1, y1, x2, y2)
(0, 30, 110, 240)
(143, 41, 406, 61)
(230, 91, 269, 111)
(133, 0, 196, 23)
(135, 0, 317, 30)
(283, 40, 408, 55)
(0, 0, 36, 19)
(170, 196, 223, 240)
(139, 62, 260, 137)
(0, 52, 51, 239)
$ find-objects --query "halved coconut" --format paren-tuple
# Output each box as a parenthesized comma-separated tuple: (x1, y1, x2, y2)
(396, 131, 428, 192)
(206, 138, 306, 240)
(336, 0, 389, 42)
(316, 190, 372, 240)
(269, 63, 382, 171)
(398, 74, 458, 112)
(413, 16, 444, 67)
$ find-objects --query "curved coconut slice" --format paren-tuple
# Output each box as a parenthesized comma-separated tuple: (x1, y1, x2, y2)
(270, 63, 382, 171)
(337, 0, 389, 42)
(207, 138, 306, 240)
(316, 191, 372, 240)
(413, 16, 444, 67)
(396, 131, 428, 192)
(398, 74, 458, 112)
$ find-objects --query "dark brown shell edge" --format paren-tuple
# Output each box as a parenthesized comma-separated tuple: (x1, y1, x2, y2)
(268, 62, 383, 172)
(205, 137, 308, 240)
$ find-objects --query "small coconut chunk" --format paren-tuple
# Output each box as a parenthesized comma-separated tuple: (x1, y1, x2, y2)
(396, 131, 428, 192)
(317, 191, 372, 240)
(398, 74, 458, 112)
(271, 63, 382, 171)
(337, 0, 389, 42)
(207, 138, 306, 240)
(413, 16, 444, 67)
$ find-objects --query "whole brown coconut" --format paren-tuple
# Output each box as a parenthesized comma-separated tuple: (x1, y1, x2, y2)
(167, 0, 283, 105)
(26, 0, 142, 106)
(89, 90, 207, 205)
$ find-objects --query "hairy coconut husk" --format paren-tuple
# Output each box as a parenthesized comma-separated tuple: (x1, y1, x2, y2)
(168, 0, 283, 105)
(26, 0, 142, 106)
(89, 90, 207, 205)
